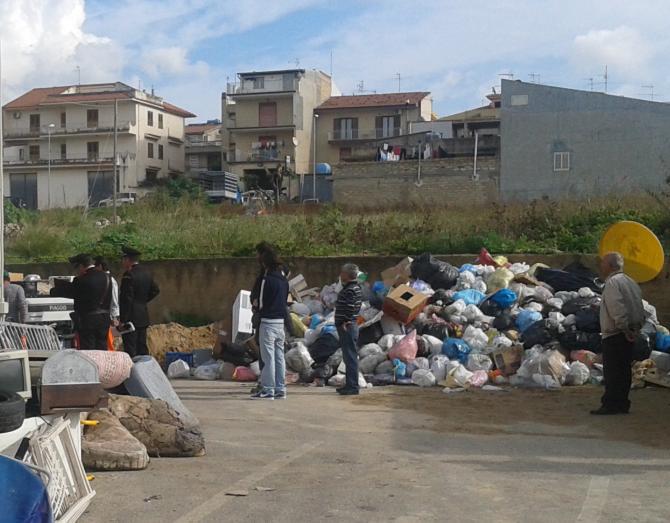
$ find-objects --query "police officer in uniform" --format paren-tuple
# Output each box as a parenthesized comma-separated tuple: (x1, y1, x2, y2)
(119, 246, 160, 357)
(53, 253, 112, 350)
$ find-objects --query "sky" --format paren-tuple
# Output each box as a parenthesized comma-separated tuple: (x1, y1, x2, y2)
(2, 0, 670, 121)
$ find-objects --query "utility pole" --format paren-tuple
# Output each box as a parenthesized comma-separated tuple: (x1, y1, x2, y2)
(113, 99, 118, 224)
(587, 77, 594, 91)
(395, 73, 401, 92)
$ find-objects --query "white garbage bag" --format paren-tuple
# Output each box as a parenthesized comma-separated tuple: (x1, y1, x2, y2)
(565, 361, 591, 386)
(167, 359, 190, 379)
(509, 262, 530, 275)
(430, 355, 449, 382)
(463, 305, 485, 323)
(285, 342, 314, 374)
(303, 299, 325, 315)
(193, 361, 222, 381)
(359, 343, 383, 358)
(445, 300, 466, 316)
(250, 360, 261, 377)
(422, 335, 444, 356)
(328, 374, 345, 387)
(378, 334, 396, 351)
(578, 287, 595, 298)
(359, 353, 388, 374)
(546, 298, 564, 310)
(290, 302, 311, 316)
(466, 353, 493, 372)
(412, 369, 437, 387)
(449, 363, 474, 387)
(376, 360, 394, 375)
(463, 325, 488, 352)
(472, 278, 488, 294)
(492, 335, 513, 349)
(414, 357, 430, 371)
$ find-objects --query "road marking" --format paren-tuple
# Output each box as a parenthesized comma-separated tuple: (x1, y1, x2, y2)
(577, 476, 610, 522)
(174, 441, 320, 523)
(440, 454, 670, 467)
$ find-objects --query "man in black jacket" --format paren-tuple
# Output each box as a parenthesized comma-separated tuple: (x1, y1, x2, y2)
(335, 263, 363, 395)
(119, 246, 160, 358)
(53, 253, 112, 350)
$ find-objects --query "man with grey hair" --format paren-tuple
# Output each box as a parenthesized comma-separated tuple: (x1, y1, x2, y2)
(334, 263, 363, 396)
(592, 252, 645, 415)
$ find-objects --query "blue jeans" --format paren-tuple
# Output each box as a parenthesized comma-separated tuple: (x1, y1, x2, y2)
(337, 324, 359, 390)
(259, 320, 286, 396)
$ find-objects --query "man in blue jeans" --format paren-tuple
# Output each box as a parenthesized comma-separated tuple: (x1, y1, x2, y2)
(335, 264, 363, 396)
(251, 249, 289, 400)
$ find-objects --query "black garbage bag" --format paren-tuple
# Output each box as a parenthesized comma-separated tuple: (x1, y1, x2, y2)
(220, 342, 255, 366)
(563, 261, 599, 279)
(428, 289, 454, 306)
(632, 333, 653, 362)
(411, 253, 459, 291)
(358, 322, 384, 347)
(561, 296, 601, 316)
(574, 308, 601, 333)
(493, 311, 514, 331)
(522, 319, 556, 350)
(536, 267, 602, 293)
(418, 322, 455, 341)
(559, 329, 602, 353)
(309, 334, 340, 365)
(480, 299, 504, 318)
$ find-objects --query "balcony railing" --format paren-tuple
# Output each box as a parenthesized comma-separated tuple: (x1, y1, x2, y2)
(3, 155, 114, 167)
(3, 122, 133, 139)
(328, 128, 402, 141)
(186, 139, 223, 147)
(228, 149, 284, 162)
(226, 78, 298, 95)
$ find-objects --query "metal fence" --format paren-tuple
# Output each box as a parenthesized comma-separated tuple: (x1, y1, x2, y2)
(0, 322, 61, 352)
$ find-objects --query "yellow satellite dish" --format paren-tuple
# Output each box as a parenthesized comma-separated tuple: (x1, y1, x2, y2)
(599, 221, 665, 283)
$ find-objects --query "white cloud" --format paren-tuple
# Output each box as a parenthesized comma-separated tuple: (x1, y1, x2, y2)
(141, 46, 209, 78)
(572, 26, 653, 77)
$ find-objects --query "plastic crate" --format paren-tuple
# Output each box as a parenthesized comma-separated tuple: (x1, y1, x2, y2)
(164, 352, 194, 369)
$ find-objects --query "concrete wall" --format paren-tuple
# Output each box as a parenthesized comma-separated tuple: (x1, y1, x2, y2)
(10, 254, 670, 336)
(332, 157, 499, 207)
(500, 79, 670, 201)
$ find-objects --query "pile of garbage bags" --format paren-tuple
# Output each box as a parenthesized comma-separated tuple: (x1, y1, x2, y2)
(279, 249, 670, 392)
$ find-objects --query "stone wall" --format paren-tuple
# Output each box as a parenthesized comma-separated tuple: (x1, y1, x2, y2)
(10, 254, 670, 335)
(332, 157, 499, 208)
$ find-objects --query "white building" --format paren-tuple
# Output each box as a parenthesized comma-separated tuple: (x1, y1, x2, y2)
(2, 82, 195, 209)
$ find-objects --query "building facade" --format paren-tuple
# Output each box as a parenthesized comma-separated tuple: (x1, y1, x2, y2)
(500, 79, 670, 201)
(314, 92, 432, 166)
(222, 69, 331, 190)
(185, 121, 223, 177)
(2, 82, 194, 209)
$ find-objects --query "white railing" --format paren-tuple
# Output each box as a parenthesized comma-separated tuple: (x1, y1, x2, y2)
(4, 122, 132, 139)
(327, 128, 402, 141)
(226, 78, 298, 95)
(0, 321, 61, 352)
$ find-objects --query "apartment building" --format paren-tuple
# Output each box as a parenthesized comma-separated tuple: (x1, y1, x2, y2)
(2, 82, 195, 209)
(314, 92, 432, 165)
(222, 69, 331, 189)
(185, 120, 223, 177)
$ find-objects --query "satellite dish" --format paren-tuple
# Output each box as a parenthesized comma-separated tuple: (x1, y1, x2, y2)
(599, 221, 665, 283)
(292, 137, 299, 147)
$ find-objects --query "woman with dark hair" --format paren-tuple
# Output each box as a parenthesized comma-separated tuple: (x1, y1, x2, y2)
(251, 248, 289, 400)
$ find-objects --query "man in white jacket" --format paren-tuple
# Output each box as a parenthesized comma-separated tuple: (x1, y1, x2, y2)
(592, 252, 645, 415)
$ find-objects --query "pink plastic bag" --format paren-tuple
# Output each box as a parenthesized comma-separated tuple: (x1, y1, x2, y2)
(570, 350, 600, 368)
(233, 366, 257, 382)
(82, 350, 133, 389)
(388, 331, 418, 363)
(469, 370, 489, 388)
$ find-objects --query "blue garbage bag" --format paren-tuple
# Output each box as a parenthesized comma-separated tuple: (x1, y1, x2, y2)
(459, 264, 477, 274)
(453, 289, 486, 306)
(656, 333, 670, 353)
(516, 310, 542, 333)
(0, 456, 53, 523)
(309, 314, 324, 330)
(321, 324, 337, 337)
(490, 289, 517, 309)
(392, 358, 407, 379)
(441, 338, 472, 364)
(371, 281, 388, 297)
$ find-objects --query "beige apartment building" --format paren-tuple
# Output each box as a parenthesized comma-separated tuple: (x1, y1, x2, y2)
(2, 82, 194, 209)
(314, 92, 432, 165)
(185, 121, 223, 177)
(222, 69, 331, 188)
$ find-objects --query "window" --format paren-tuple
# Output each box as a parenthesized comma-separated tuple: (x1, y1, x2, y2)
(148, 142, 154, 159)
(60, 112, 66, 128)
(19, 148, 25, 161)
(87, 142, 99, 161)
(29, 145, 40, 161)
(553, 151, 570, 172)
(29, 114, 40, 133)
(147, 111, 154, 126)
(189, 155, 199, 167)
(10, 173, 38, 210)
(158, 144, 164, 160)
(158, 113, 163, 129)
(252, 77, 264, 89)
(376, 115, 400, 138)
(282, 73, 294, 91)
(258, 102, 277, 127)
(87, 171, 114, 206)
(511, 94, 529, 106)
(333, 118, 358, 140)
(87, 109, 98, 128)
(60, 143, 66, 160)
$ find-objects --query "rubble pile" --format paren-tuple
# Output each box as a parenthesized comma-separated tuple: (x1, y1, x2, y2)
(147, 323, 217, 365)
(273, 249, 670, 391)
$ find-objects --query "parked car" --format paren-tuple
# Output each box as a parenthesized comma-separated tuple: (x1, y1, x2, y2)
(97, 192, 137, 207)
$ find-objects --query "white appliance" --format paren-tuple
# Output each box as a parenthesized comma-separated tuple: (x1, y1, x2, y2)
(232, 290, 254, 343)
(0, 350, 31, 399)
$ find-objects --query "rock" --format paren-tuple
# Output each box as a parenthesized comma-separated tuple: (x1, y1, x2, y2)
(82, 410, 149, 471)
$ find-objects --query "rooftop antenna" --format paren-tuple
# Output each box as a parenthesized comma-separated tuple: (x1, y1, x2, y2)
(498, 72, 514, 80)
(528, 73, 541, 84)
(357, 80, 364, 93)
(586, 77, 594, 91)
(329, 49, 333, 78)
(76, 65, 81, 85)
(290, 58, 300, 67)
(604, 65, 608, 93)
(641, 84, 655, 101)
(395, 72, 401, 92)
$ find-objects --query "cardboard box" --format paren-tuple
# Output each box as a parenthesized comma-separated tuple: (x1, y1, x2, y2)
(380, 257, 413, 287)
(211, 321, 227, 360)
(492, 345, 524, 376)
(382, 284, 428, 325)
(232, 290, 254, 344)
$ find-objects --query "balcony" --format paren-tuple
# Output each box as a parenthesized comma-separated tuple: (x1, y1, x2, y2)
(226, 78, 298, 96)
(228, 148, 285, 163)
(3, 122, 133, 141)
(327, 128, 403, 142)
(3, 154, 114, 168)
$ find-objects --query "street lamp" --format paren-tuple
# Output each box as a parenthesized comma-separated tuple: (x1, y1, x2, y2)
(305, 113, 319, 203)
(47, 123, 55, 209)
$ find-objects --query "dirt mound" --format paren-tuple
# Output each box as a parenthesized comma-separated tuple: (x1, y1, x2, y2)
(147, 323, 217, 365)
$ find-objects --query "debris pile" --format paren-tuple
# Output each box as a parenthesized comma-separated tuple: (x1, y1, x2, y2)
(147, 323, 217, 365)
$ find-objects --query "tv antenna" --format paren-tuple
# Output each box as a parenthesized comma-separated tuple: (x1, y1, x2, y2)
(498, 72, 514, 80)
(586, 77, 595, 91)
(355, 80, 376, 95)
(290, 58, 300, 67)
(528, 73, 541, 84)
(640, 84, 655, 101)
(395, 72, 401, 92)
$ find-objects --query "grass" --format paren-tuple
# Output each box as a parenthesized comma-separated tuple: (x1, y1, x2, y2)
(5, 189, 670, 264)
